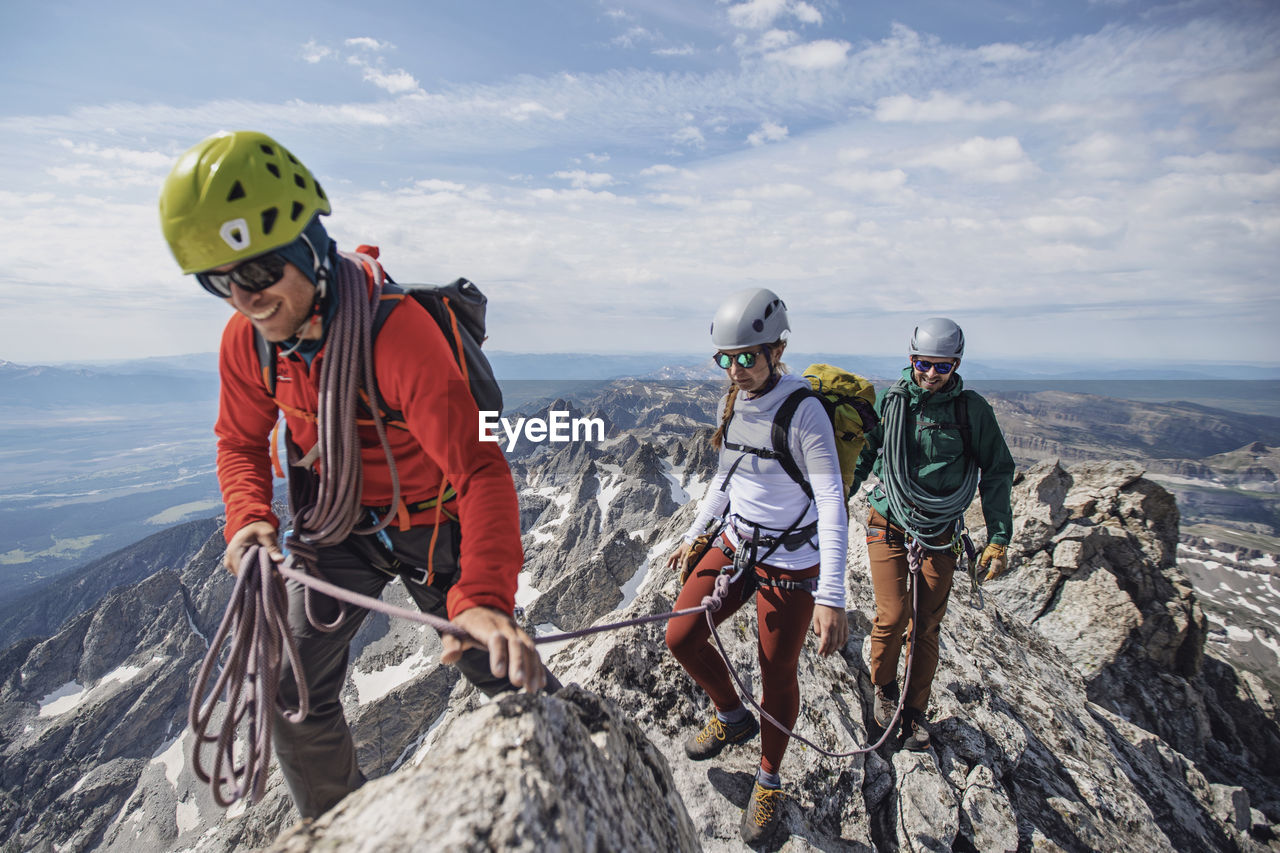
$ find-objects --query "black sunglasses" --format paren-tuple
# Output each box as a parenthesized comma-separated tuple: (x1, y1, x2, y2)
(713, 350, 764, 369)
(196, 253, 290, 298)
(913, 359, 955, 375)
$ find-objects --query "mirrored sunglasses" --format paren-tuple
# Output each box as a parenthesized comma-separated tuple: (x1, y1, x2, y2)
(912, 359, 955, 375)
(195, 253, 290, 298)
(713, 351, 765, 369)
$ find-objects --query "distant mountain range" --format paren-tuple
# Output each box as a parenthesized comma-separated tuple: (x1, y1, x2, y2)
(9, 351, 1280, 382)
(1, 356, 1277, 599)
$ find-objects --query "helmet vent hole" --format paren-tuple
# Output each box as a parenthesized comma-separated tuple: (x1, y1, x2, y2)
(266, 163, 281, 179)
(226, 181, 246, 202)
(752, 319, 764, 332)
(763, 305, 773, 318)
(316, 182, 327, 201)
(286, 152, 299, 164)
(260, 144, 275, 156)
(293, 173, 307, 189)
(290, 201, 305, 221)
(261, 206, 279, 235)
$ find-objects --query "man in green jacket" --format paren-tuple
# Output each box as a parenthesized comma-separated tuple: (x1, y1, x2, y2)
(852, 317, 1015, 750)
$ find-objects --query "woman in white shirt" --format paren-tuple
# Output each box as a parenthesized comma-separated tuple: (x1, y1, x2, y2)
(664, 287, 849, 845)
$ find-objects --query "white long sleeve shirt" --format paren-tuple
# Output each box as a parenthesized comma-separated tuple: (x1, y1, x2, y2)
(683, 373, 849, 609)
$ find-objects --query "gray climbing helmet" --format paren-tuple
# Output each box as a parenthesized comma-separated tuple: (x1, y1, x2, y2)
(710, 288, 790, 348)
(909, 317, 965, 362)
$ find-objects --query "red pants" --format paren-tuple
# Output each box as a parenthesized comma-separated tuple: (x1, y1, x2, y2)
(665, 538, 818, 776)
(866, 508, 956, 713)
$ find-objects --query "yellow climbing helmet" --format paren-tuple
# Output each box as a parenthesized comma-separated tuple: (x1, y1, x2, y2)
(158, 130, 331, 274)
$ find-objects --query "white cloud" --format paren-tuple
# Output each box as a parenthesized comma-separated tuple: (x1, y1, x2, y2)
(909, 137, 1037, 183)
(976, 43, 1035, 63)
(55, 139, 172, 170)
(654, 45, 695, 57)
(552, 170, 615, 189)
(415, 179, 467, 193)
(1023, 215, 1120, 243)
(639, 164, 681, 177)
(759, 28, 798, 51)
(673, 126, 706, 148)
(506, 101, 566, 122)
(747, 121, 788, 146)
(837, 147, 872, 163)
(301, 40, 333, 63)
(827, 168, 908, 194)
(1061, 131, 1146, 178)
(765, 39, 851, 69)
(2, 5, 1277, 364)
(727, 0, 821, 30)
(346, 37, 392, 52)
(732, 183, 811, 200)
(360, 67, 422, 95)
(612, 27, 654, 49)
(875, 91, 1016, 123)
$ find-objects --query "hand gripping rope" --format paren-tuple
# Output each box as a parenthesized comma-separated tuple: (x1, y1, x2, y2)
(188, 543, 741, 806)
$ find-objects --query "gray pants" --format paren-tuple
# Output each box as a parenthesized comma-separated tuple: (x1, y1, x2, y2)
(272, 519, 548, 818)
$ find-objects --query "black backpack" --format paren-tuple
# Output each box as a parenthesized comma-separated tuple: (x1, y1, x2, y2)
(253, 275, 503, 420)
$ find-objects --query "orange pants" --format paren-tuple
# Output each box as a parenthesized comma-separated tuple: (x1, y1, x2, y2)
(665, 538, 818, 776)
(866, 508, 956, 713)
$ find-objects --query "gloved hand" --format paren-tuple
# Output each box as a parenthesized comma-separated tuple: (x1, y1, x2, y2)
(978, 543, 1008, 582)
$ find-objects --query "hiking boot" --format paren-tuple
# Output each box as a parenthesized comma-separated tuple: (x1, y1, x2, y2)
(684, 712, 760, 761)
(901, 707, 931, 751)
(873, 680, 900, 729)
(740, 781, 785, 846)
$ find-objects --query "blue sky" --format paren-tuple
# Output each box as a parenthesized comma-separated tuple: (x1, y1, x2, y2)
(1, 0, 1277, 365)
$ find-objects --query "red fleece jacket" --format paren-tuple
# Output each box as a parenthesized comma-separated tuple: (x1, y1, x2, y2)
(214, 262, 521, 619)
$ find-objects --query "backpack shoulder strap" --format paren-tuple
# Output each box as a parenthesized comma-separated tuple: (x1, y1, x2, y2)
(770, 387, 820, 502)
(253, 328, 278, 397)
(953, 391, 974, 461)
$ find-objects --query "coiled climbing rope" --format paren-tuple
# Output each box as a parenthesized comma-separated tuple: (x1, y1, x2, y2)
(877, 381, 979, 550)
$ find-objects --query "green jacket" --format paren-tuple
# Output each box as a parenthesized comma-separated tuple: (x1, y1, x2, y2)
(852, 368, 1015, 545)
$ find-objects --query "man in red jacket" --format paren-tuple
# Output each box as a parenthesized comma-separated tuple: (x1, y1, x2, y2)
(160, 130, 547, 818)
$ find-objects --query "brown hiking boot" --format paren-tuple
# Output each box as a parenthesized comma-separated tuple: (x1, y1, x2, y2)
(684, 712, 760, 761)
(740, 781, 785, 845)
(873, 680, 900, 729)
(901, 707, 931, 751)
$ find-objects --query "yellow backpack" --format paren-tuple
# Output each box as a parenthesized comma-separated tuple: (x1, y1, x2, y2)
(773, 364, 879, 500)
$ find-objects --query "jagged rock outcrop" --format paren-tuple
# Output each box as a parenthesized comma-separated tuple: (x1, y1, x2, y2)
(264, 686, 700, 853)
(987, 460, 1280, 843)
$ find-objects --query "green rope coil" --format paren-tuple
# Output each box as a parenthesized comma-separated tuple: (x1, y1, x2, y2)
(878, 381, 979, 551)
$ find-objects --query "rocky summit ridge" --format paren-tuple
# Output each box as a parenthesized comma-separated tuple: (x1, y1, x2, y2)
(0, 380, 1277, 852)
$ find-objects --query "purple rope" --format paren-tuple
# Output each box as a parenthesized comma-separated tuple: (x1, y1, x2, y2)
(189, 547, 310, 806)
(273, 557, 733, 646)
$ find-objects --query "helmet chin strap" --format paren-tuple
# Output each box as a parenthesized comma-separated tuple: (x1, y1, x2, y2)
(277, 261, 330, 357)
